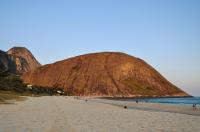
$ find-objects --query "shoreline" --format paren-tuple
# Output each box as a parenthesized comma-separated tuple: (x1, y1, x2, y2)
(84, 97, 200, 116)
(97, 95, 193, 100)
(72, 94, 193, 100)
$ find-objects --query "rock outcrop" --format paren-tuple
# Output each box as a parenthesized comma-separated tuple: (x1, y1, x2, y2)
(0, 47, 41, 74)
(0, 50, 15, 73)
(22, 52, 188, 97)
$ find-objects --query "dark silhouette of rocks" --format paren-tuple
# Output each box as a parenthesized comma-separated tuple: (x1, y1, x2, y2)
(0, 50, 16, 73)
(22, 52, 188, 97)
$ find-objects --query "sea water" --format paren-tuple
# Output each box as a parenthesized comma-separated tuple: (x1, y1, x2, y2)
(133, 97, 200, 105)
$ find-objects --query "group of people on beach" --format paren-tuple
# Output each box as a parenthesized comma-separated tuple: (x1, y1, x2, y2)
(192, 104, 198, 111)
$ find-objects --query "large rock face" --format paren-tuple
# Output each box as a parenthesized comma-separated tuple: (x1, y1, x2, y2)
(0, 47, 41, 74)
(0, 50, 15, 73)
(22, 52, 188, 97)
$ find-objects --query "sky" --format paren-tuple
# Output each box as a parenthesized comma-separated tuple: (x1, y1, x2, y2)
(0, 0, 199, 96)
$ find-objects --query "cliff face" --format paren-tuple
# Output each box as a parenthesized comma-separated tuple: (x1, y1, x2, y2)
(22, 52, 188, 97)
(7, 47, 41, 74)
(0, 47, 41, 74)
(0, 50, 15, 73)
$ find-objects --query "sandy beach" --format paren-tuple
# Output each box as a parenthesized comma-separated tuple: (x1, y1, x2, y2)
(0, 96, 200, 132)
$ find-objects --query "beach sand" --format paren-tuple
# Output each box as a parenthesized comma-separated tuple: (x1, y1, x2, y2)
(0, 96, 200, 132)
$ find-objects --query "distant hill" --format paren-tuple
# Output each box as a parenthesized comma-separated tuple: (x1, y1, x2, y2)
(22, 52, 188, 97)
(0, 47, 41, 74)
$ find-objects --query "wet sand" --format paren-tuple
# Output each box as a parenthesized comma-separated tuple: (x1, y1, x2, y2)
(0, 96, 200, 132)
(89, 98, 200, 116)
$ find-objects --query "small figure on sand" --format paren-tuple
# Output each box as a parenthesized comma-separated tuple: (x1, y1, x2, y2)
(124, 106, 127, 109)
(193, 104, 197, 111)
(136, 100, 139, 104)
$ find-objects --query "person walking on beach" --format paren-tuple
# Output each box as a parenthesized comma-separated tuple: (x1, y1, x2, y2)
(195, 104, 197, 111)
(193, 104, 197, 111)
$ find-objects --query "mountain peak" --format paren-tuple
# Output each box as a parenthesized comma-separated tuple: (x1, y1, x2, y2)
(7, 46, 32, 56)
(0, 46, 41, 74)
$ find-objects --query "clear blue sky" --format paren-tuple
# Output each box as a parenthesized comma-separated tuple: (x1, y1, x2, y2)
(0, 0, 199, 96)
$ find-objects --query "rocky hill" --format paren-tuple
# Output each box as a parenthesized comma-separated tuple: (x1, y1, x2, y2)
(22, 52, 188, 97)
(0, 47, 41, 74)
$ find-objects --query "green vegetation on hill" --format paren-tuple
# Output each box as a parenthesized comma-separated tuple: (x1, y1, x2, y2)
(123, 78, 157, 95)
(0, 71, 66, 103)
(0, 71, 27, 92)
(0, 71, 28, 103)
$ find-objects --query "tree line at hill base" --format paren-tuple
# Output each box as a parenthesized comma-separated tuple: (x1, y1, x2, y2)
(0, 71, 71, 96)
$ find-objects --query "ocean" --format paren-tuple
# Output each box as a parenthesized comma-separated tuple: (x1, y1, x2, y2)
(131, 97, 200, 105)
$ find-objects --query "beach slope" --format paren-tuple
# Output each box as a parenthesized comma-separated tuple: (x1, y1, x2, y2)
(0, 96, 200, 132)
